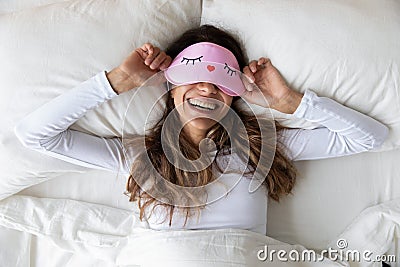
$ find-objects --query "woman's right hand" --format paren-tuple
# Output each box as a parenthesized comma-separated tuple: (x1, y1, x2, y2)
(106, 43, 172, 94)
(242, 57, 303, 114)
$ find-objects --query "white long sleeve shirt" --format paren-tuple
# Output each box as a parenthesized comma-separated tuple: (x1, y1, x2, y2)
(14, 71, 389, 234)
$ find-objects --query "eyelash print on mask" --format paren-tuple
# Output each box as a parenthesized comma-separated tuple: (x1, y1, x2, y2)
(181, 56, 203, 65)
(224, 63, 236, 76)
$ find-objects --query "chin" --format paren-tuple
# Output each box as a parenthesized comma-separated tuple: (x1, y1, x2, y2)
(189, 118, 217, 131)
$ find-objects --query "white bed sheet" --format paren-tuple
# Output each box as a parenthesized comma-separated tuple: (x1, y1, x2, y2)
(0, 226, 116, 267)
(17, 148, 400, 259)
(1, 193, 398, 267)
(3, 145, 397, 266)
(0, 0, 68, 14)
(268, 148, 400, 250)
(0, 195, 347, 267)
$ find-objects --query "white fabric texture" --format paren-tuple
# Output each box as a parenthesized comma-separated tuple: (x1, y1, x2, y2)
(0, 225, 31, 266)
(0, 0, 201, 200)
(0, 0, 68, 14)
(201, 0, 399, 152)
(14, 71, 388, 236)
(327, 198, 400, 267)
(0, 195, 347, 267)
(0, 195, 138, 265)
(2, 195, 398, 266)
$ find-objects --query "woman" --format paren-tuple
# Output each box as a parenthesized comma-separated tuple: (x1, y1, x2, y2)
(15, 25, 389, 235)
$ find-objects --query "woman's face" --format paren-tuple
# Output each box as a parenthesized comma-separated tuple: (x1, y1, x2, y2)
(170, 82, 233, 136)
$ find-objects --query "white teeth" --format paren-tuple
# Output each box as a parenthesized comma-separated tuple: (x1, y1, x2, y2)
(188, 99, 216, 110)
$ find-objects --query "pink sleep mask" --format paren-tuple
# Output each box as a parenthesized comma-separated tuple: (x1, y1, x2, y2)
(164, 42, 246, 96)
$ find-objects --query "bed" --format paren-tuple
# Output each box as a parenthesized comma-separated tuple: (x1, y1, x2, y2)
(0, 0, 399, 266)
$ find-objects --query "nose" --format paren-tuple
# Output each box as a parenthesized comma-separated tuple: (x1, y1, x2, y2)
(197, 82, 217, 95)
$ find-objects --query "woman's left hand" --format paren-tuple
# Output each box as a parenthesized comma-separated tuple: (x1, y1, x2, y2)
(242, 57, 303, 114)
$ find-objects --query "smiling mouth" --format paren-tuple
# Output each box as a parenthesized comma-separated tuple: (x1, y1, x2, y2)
(187, 98, 218, 111)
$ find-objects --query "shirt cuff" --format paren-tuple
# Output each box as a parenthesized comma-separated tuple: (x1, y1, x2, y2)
(93, 71, 118, 100)
(292, 89, 317, 119)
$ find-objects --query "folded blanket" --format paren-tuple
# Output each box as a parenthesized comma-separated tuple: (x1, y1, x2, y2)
(0, 195, 357, 266)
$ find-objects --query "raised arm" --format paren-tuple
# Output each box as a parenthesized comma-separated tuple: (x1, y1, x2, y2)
(278, 89, 388, 160)
(242, 57, 389, 161)
(15, 43, 171, 174)
(14, 71, 129, 173)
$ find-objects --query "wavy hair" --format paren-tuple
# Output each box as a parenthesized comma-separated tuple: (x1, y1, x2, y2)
(125, 25, 297, 226)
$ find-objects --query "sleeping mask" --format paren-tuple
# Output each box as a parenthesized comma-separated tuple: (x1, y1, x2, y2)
(164, 42, 246, 96)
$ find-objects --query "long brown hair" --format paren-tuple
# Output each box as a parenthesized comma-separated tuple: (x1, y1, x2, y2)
(125, 25, 297, 226)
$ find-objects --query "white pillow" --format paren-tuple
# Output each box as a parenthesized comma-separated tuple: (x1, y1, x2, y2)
(201, 0, 400, 152)
(327, 197, 400, 266)
(0, 0, 201, 200)
(0, 0, 68, 14)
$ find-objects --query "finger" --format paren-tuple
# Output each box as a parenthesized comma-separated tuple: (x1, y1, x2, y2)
(249, 60, 258, 72)
(244, 80, 254, 92)
(241, 76, 253, 91)
(159, 56, 172, 70)
(242, 66, 255, 83)
(135, 47, 149, 60)
(145, 46, 161, 66)
(150, 51, 168, 70)
(136, 43, 154, 60)
(140, 43, 154, 55)
(257, 57, 270, 66)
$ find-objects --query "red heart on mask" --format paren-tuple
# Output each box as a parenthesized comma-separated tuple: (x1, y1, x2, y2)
(207, 65, 215, 72)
